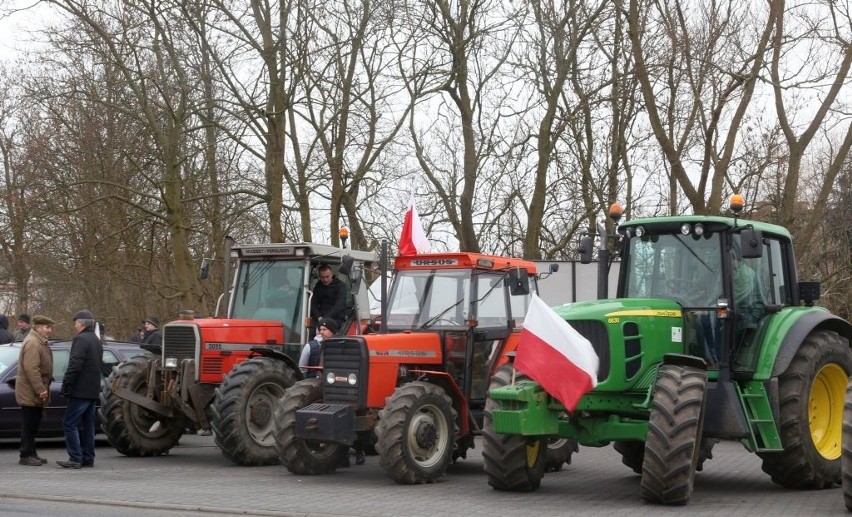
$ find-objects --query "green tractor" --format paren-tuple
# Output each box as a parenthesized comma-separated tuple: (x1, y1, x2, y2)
(485, 197, 852, 505)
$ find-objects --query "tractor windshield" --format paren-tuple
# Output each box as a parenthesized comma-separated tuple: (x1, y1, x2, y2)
(386, 270, 470, 328)
(230, 259, 306, 343)
(623, 231, 723, 308)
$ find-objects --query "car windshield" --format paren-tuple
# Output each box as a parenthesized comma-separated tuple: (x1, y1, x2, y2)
(0, 346, 20, 375)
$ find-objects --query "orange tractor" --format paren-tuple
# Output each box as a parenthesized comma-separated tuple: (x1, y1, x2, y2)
(99, 241, 378, 465)
(274, 251, 573, 483)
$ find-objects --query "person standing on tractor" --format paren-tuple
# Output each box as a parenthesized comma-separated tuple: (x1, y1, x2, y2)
(298, 318, 337, 378)
(310, 265, 347, 331)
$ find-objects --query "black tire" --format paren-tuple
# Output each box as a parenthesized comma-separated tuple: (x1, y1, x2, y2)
(842, 379, 852, 511)
(614, 441, 644, 474)
(98, 357, 184, 456)
(617, 437, 715, 476)
(641, 364, 707, 505)
(212, 357, 296, 466)
(482, 365, 547, 491)
(758, 330, 852, 488)
(273, 378, 341, 475)
(375, 382, 458, 484)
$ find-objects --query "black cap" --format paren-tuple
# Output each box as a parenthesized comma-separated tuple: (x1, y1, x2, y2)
(319, 318, 339, 334)
(18, 313, 31, 324)
(73, 310, 94, 321)
(144, 316, 160, 327)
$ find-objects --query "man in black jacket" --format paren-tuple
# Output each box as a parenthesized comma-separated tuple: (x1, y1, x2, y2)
(0, 315, 14, 344)
(310, 265, 347, 331)
(57, 310, 103, 469)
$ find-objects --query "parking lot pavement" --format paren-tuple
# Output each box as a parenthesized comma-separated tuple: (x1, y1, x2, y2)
(0, 435, 848, 517)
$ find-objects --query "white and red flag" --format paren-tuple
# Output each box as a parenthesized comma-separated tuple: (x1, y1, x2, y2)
(399, 193, 430, 256)
(514, 294, 599, 412)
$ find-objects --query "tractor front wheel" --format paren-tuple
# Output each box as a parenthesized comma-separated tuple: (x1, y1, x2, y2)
(273, 378, 341, 475)
(758, 330, 851, 488)
(212, 357, 296, 466)
(98, 357, 184, 456)
(375, 382, 458, 484)
(482, 365, 547, 491)
(640, 364, 707, 505)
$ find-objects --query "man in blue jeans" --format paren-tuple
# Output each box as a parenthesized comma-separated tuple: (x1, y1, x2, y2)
(57, 310, 103, 469)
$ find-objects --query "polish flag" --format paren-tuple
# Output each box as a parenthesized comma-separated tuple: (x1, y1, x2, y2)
(514, 294, 599, 412)
(399, 193, 430, 256)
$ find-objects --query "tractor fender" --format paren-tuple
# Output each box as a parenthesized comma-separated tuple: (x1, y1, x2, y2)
(662, 353, 707, 370)
(767, 310, 852, 378)
(248, 346, 304, 381)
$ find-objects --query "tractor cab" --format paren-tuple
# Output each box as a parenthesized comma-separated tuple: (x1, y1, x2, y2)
(384, 254, 537, 401)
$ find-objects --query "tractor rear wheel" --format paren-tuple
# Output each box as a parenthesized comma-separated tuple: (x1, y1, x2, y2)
(842, 379, 852, 510)
(212, 357, 296, 466)
(758, 330, 852, 488)
(640, 364, 707, 505)
(273, 378, 341, 475)
(482, 365, 547, 491)
(98, 357, 184, 456)
(375, 382, 458, 484)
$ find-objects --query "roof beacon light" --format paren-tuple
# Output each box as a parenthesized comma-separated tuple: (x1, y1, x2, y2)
(609, 202, 624, 223)
(730, 194, 745, 215)
(339, 226, 350, 249)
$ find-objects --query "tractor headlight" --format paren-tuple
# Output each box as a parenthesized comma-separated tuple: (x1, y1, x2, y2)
(326, 372, 336, 384)
(680, 223, 691, 235)
(347, 373, 357, 386)
(165, 357, 178, 368)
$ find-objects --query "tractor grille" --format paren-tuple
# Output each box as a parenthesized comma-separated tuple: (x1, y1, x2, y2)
(322, 337, 369, 409)
(567, 320, 610, 381)
(162, 325, 198, 363)
(202, 357, 223, 376)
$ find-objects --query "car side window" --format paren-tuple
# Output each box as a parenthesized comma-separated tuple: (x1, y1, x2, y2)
(52, 350, 70, 382)
(102, 350, 120, 377)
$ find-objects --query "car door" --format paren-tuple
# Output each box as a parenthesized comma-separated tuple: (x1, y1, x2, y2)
(40, 349, 71, 434)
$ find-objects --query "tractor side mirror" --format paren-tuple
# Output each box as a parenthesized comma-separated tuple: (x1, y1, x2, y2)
(506, 268, 530, 296)
(579, 235, 594, 264)
(740, 228, 763, 259)
(549, 263, 559, 274)
(199, 258, 210, 280)
(799, 282, 821, 307)
(339, 255, 354, 276)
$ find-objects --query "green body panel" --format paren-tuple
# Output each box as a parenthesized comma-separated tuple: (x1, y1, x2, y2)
(624, 215, 791, 239)
(738, 305, 828, 380)
(552, 298, 687, 391)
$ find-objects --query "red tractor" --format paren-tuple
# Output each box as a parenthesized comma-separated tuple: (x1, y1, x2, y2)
(99, 241, 378, 465)
(275, 251, 573, 483)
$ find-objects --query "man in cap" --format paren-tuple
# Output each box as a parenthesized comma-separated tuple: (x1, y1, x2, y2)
(298, 318, 339, 378)
(142, 316, 162, 345)
(57, 310, 103, 469)
(14, 313, 31, 342)
(16, 315, 55, 466)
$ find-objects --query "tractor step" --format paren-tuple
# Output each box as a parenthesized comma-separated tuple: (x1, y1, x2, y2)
(735, 381, 782, 451)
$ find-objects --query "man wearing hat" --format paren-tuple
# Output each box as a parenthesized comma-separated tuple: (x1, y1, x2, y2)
(14, 313, 31, 342)
(57, 310, 103, 469)
(16, 315, 55, 466)
(142, 316, 162, 345)
(298, 318, 339, 379)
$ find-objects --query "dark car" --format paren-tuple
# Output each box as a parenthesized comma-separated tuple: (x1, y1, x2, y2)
(0, 340, 151, 437)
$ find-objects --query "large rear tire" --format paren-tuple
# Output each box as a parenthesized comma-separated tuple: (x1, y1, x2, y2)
(842, 379, 852, 511)
(758, 330, 851, 488)
(641, 364, 707, 505)
(212, 357, 296, 466)
(375, 382, 458, 484)
(98, 357, 184, 456)
(273, 378, 341, 475)
(482, 365, 547, 491)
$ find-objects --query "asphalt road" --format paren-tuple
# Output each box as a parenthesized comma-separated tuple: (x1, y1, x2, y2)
(0, 435, 847, 516)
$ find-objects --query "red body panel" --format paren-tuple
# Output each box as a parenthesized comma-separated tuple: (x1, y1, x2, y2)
(189, 319, 286, 384)
(360, 332, 443, 407)
(395, 253, 539, 273)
